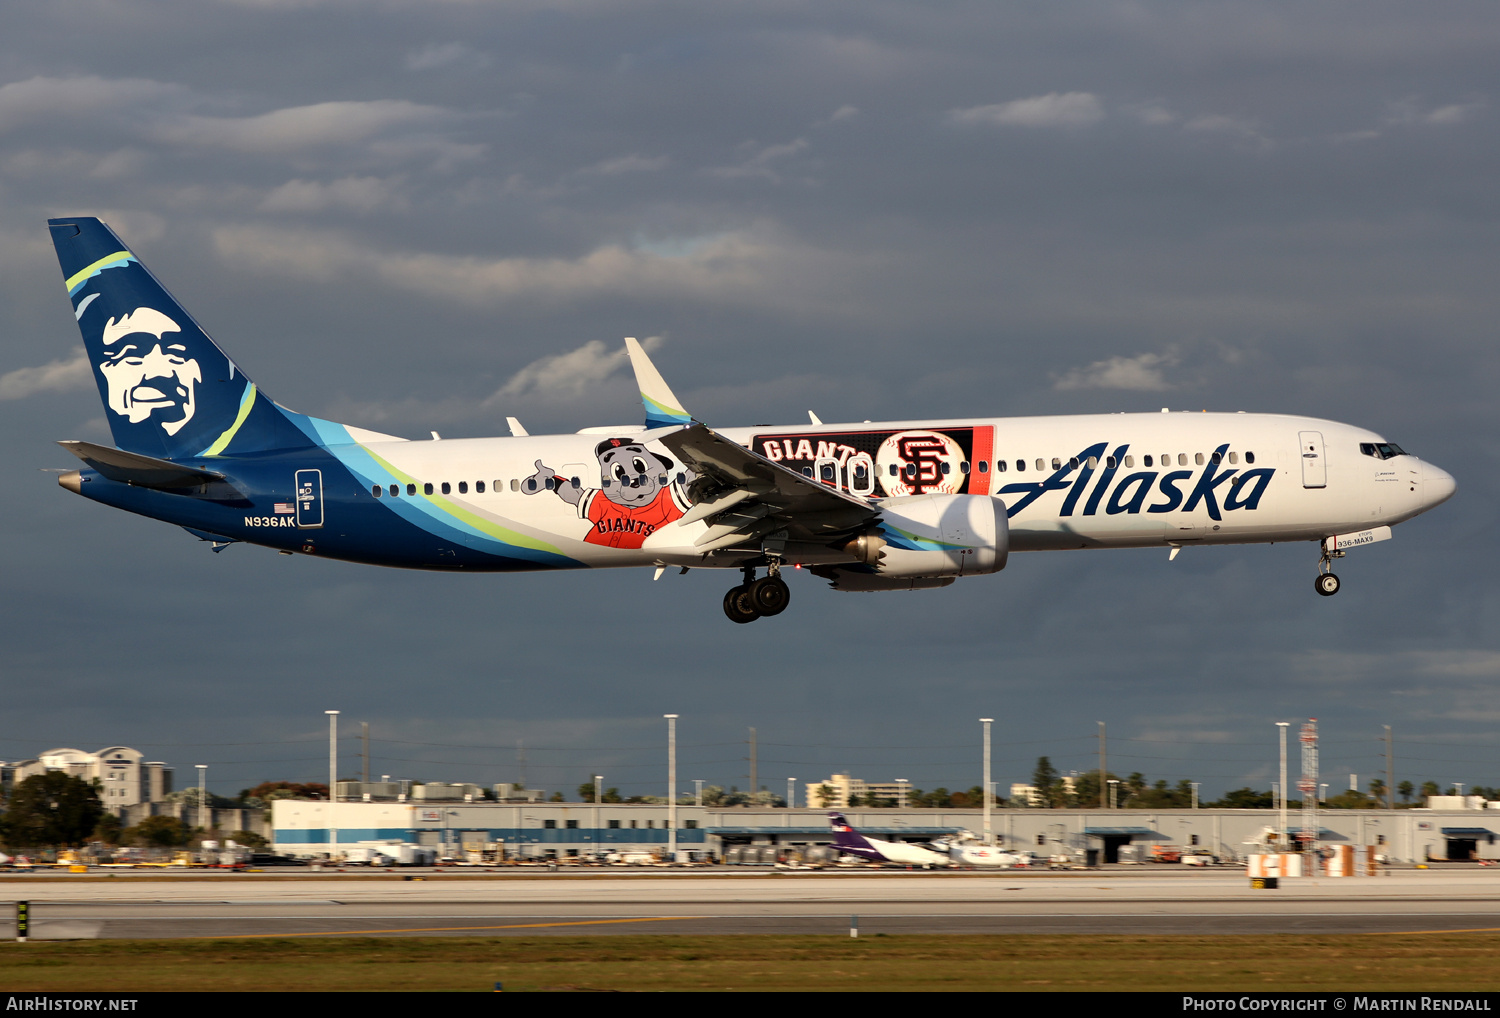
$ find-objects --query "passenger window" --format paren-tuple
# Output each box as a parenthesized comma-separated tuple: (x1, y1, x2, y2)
(889, 464, 899, 476)
(960, 461, 971, 474)
(940, 462, 951, 475)
(601, 479, 611, 488)
(1246, 451, 1256, 464)
(803, 466, 814, 478)
(1195, 452, 1204, 465)
(572, 477, 582, 489)
(407, 483, 417, 496)
(1085, 456, 1096, 469)
(544, 477, 554, 490)
(389, 484, 399, 497)
(1106, 456, 1116, 469)
(371, 485, 382, 497)
(1143, 455, 1152, 467)
(904, 463, 917, 479)
(458, 481, 468, 494)
(1211, 452, 1221, 465)
(1012, 459, 1022, 472)
(1178, 453, 1187, 466)
(476, 481, 485, 493)
(442, 482, 452, 494)
(1124, 455, 1134, 468)
(1051, 458, 1060, 470)
(424, 482, 434, 495)
(979, 461, 990, 473)
(525, 479, 536, 492)
(821, 463, 835, 480)
(510, 479, 519, 491)
(677, 472, 686, 484)
(1036, 458, 1045, 471)
(1228, 452, 1238, 465)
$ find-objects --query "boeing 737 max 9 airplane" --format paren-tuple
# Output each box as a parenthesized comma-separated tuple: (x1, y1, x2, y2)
(47, 217, 1456, 622)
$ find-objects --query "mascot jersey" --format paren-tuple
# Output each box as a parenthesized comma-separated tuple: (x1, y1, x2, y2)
(577, 485, 690, 549)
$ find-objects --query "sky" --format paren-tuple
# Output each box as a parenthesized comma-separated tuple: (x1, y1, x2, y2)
(0, 0, 1496, 804)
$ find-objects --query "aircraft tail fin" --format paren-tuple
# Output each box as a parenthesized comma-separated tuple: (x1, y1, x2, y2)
(827, 812, 875, 851)
(48, 217, 316, 460)
(624, 337, 693, 428)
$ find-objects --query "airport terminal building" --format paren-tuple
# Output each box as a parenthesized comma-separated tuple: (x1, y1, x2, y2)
(272, 800, 1500, 864)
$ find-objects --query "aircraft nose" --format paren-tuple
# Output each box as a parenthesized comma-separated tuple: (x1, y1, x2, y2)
(1423, 462, 1456, 508)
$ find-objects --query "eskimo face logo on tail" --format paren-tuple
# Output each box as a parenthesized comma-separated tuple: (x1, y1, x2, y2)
(98, 308, 201, 436)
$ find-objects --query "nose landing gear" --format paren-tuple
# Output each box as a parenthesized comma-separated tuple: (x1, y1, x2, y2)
(722, 563, 792, 623)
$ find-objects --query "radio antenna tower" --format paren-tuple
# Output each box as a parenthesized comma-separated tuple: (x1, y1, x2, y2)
(1299, 719, 1319, 865)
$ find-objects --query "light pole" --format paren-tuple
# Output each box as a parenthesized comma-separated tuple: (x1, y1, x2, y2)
(1191, 782, 1199, 810)
(981, 718, 994, 844)
(693, 779, 704, 807)
(1276, 722, 1290, 853)
(326, 710, 340, 860)
(664, 714, 678, 863)
(787, 778, 796, 809)
(593, 774, 603, 857)
(1108, 779, 1119, 810)
(195, 764, 208, 836)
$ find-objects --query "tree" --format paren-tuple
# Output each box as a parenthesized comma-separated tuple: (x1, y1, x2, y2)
(1031, 757, 1065, 808)
(548, 792, 564, 802)
(1368, 777, 1388, 802)
(1209, 787, 1273, 809)
(1398, 781, 1414, 804)
(241, 781, 328, 802)
(813, 785, 837, 808)
(92, 814, 124, 845)
(1325, 789, 1377, 809)
(1420, 781, 1440, 800)
(227, 830, 269, 849)
(1072, 771, 1121, 809)
(125, 816, 191, 848)
(3, 773, 105, 847)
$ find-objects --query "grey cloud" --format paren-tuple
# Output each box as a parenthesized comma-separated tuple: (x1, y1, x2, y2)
(947, 91, 1105, 128)
(0, 349, 90, 400)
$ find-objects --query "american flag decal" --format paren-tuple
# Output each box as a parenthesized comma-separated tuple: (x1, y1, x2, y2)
(274, 503, 295, 514)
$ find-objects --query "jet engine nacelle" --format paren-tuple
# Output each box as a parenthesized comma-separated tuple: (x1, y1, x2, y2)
(838, 494, 1009, 586)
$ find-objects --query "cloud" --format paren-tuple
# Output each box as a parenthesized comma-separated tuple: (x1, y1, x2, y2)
(156, 100, 457, 154)
(490, 336, 663, 400)
(1386, 98, 1487, 127)
(580, 154, 671, 176)
(1054, 352, 1176, 391)
(947, 92, 1105, 129)
(0, 350, 91, 401)
(0, 76, 185, 135)
(404, 42, 491, 72)
(210, 224, 783, 307)
(708, 138, 811, 180)
(260, 176, 407, 214)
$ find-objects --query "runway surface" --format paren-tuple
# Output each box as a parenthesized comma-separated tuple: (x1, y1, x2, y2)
(3, 868, 1498, 939)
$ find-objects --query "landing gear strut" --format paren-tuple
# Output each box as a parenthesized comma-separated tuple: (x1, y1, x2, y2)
(1315, 548, 1342, 597)
(722, 562, 792, 623)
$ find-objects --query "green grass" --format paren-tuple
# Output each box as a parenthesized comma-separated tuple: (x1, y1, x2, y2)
(2, 934, 1499, 992)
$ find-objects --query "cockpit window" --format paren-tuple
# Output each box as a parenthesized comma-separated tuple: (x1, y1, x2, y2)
(1360, 442, 1408, 460)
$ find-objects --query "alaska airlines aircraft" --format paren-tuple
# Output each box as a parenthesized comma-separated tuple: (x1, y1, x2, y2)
(48, 217, 1456, 622)
(826, 812, 951, 868)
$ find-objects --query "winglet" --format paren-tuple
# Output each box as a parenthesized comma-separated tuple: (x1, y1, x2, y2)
(624, 337, 693, 428)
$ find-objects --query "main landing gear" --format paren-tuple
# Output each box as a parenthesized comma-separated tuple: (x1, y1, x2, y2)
(723, 563, 791, 624)
(1315, 547, 1343, 597)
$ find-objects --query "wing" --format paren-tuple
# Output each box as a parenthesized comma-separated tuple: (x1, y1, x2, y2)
(655, 424, 879, 556)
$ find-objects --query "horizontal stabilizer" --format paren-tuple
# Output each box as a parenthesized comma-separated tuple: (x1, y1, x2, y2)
(59, 440, 224, 490)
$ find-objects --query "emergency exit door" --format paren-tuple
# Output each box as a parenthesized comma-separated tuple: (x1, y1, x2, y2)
(1298, 432, 1326, 489)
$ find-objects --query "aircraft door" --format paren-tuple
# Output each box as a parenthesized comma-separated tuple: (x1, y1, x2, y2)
(1298, 431, 1327, 488)
(814, 456, 841, 490)
(848, 453, 876, 497)
(294, 469, 323, 528)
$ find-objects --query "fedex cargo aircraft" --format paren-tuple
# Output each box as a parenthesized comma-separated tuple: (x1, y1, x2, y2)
(48, 217, 1456, 622)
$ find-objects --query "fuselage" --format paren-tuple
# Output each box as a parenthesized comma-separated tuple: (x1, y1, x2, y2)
(66, 410, 1455, 572)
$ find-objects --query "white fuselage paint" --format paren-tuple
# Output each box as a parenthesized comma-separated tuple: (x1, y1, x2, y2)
(352, 411, 1453, 569)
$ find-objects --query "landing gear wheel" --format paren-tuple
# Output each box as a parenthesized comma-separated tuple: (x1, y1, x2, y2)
(748, 576, 791, 616)
(1315, 573, 1341, 597)
(723, 585, 761, 623)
